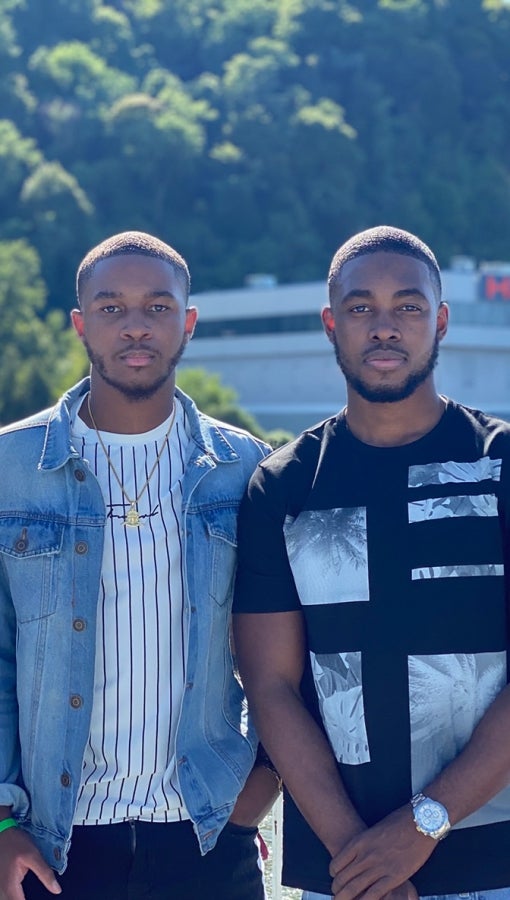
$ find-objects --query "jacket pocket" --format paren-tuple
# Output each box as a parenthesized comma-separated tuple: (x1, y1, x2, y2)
(204, 505, 239, 606)
(0, 516, 65, 621)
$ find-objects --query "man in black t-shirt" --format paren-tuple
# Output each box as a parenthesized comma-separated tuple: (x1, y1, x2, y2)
(233, 226, 510, 900)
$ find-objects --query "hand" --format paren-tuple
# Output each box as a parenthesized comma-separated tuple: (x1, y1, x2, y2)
(381, 881, 419, 900)
(0, 828, 61, 900)
(229, 764, 281, 828)
(329, 805, 436, 900)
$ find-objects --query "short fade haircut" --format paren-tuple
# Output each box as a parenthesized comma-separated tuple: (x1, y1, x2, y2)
(328, 225, 442, 305)
(76, 231, 191, 306)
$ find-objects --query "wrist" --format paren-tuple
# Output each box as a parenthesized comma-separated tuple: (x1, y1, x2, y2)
(255, 744, 283, 791)
(0, 817, 18, 835)
(410, 793, 451, 841)
(327, 819, 367, 858)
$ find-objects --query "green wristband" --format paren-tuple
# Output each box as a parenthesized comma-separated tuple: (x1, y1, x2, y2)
(0, 818, 18, 834)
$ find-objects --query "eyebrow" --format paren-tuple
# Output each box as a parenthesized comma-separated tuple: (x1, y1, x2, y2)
(340, 287, 428, 304)
(91, 289, 177, 302)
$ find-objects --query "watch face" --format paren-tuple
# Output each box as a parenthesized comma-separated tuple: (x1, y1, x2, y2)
(415, 799, 449, 835)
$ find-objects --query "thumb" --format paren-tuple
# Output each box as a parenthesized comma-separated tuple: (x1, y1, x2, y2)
(27, 859, 61, 895)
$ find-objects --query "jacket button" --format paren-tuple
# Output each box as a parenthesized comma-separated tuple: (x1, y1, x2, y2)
(53, 848, 62, 861)
(70, 694, 83, 709)
(73, 618, 86, 632)
(74, 469, 86, 482)
(75, 541, 88, 555)
(14, 528, 28, 552)
(60, 773, 71, 787)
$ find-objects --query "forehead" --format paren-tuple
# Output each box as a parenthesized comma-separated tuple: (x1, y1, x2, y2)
(335, 251, 436, 300)
(81, 254, 187, 304)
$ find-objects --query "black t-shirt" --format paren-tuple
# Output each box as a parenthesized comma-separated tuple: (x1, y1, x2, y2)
(234, 400, 510, 895)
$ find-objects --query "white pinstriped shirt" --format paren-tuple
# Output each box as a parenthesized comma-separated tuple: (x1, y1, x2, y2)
(71, 396, 191, 824)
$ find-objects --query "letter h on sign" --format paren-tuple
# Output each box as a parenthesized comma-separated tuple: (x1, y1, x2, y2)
(481, 274, 510, 301)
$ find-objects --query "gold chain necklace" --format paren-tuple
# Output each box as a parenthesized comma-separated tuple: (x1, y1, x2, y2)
(87, 394, 176, 527)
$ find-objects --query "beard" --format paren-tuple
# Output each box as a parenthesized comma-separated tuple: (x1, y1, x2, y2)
(83, 337, 187, 402)
(332, 333, 440, 403)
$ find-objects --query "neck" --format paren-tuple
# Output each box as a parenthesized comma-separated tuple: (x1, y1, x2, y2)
(80, 375, 176, 434)
(344, 385, 445, 448)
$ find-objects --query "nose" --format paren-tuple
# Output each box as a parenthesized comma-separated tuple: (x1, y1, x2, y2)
(369, 310, 401, 342)
(121, 309, 152, 341)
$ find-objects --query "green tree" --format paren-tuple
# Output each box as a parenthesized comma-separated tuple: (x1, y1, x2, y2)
(20, 161, 94, 306)
(0, 239, 86, 424)
(0, 119, 41, 229)
(176, 368, 293, 447)
(85, 69, 213, 244)
(1, 0, 510, 298)
(0, 0, 34, 122)
(27, 41, 137, 163)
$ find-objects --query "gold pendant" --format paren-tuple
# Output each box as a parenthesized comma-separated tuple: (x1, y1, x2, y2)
(125, 505, 140, 527)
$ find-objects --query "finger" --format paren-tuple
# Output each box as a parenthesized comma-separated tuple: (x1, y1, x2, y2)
(331, 854, 381, 895)
(329, 846, 360, 878)
(332, 870, 382, 900)
(27, 860, 61, 895)
(334, 876, 393, 900)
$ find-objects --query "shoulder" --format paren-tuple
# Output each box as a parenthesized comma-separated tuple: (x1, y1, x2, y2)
(0, 406, 56, 481)
(203, 412, 270, 456)
(0, 405, 53, 443)
(195, 409, 271, 467)
(446, 400, 510, 455)
(177, 389, 270, 478)
(0, 380, 85, 446)
(246, 417, 339, 514)
(258, 416, 337, 477)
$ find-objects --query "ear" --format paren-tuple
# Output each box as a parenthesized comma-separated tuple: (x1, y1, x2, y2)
(321, 306, 336, 343)
(184, 306, 198, 341)
(436, 301, 449, 342)
(71, 308, 85, 341)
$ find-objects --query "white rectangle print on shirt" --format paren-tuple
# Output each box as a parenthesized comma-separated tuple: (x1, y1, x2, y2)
(310, 651, 370, 765)
(408, 457, 503, 581)
(284, 507, 369, 605)
(408, 651, 509, 829)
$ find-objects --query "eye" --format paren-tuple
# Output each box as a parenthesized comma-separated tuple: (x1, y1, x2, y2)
(150, 303, 170, 312)
(101, 304, 120, 313)
(349, 304, 370, 314)
(399, 303, 421, 312)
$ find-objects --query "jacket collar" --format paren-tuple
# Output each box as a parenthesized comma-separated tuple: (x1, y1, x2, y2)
(39, 379, 241, 470)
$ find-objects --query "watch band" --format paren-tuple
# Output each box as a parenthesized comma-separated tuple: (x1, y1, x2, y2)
(410, 792, 451, 841)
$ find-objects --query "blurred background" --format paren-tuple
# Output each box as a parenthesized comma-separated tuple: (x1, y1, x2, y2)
(1, 0, 510, 440)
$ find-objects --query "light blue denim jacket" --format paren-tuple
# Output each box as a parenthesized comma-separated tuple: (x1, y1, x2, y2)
(0, 379, 269, 872)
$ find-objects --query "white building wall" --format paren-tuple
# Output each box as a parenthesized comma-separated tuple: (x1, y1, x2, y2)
(181, 268, 510, 434)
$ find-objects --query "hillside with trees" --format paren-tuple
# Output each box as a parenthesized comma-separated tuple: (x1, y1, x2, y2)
(0, 0, 509, 421)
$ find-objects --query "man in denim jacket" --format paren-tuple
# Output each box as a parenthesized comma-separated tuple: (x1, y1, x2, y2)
(0, 232, 276, 899)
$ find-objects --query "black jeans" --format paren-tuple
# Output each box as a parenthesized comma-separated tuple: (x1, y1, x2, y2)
(23, 820, 266, 900)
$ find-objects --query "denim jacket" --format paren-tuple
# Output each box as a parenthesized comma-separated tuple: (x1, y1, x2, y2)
(0, 379, 269, 872)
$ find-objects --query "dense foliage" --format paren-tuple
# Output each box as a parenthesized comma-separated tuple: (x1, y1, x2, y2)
(0, 0, 509, 422)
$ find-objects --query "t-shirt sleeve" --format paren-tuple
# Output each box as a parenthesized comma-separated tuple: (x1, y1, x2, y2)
(497, 435, 510, 564)
(233, 462, 301, 613)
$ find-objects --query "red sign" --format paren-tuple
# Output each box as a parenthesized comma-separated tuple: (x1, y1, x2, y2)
(481, 274, 510, 301)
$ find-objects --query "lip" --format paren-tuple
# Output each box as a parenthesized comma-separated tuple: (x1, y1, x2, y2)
(119, 351, 155, 367)
(366, 358, 405, 371)
(363, 350, 407, 371)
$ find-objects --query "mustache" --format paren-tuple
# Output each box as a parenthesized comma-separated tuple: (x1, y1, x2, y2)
(362, 345, 408, 360)
(117, 344, 158, 355)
